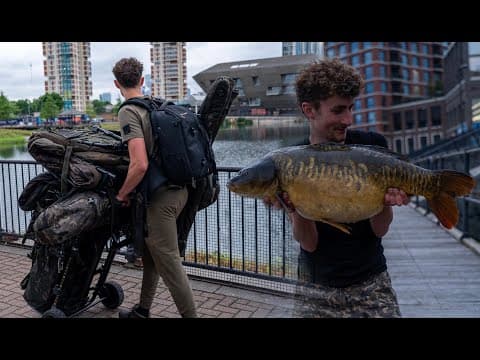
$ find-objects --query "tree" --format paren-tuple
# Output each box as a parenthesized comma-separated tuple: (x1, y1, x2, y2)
(39, 93, 64, 111)
(15, 99, 32, 115)
(0, 92, 15, 120)
(40, 97, 60, 120)
(9, 101, 19, 117)
(31, 98, 42, 113)
(112, 97, 122, 115)
(92, 99, 107, 114)
(86, 102, 96, 118)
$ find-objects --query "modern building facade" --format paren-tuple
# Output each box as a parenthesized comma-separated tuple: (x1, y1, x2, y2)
(282, 42, 323, 57)
(142, 74, 152, 96)
(42, 42, 92, 112)
(443, 42, 480, 137)
(324, 42, 448, 153)
(99, 92, 111, 103)
(150, 42, 187, 101)
(193, 54, 318, 116)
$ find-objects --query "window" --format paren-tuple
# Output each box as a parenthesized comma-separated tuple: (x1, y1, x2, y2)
(379, 65, 386, 77)
(395, 139, 403, 153)
(355, 113, 363, 124)
(393, 112, 402, 130)
(418, 108, 428, 127)
(368, 112, 376, 123)
(366, 97, 375, 108)
(378, 50, 385, 62)
(354, 99, 362, 111)
(405, 110, 414, 129)
(281, 73, 296, 84)
(407, 138, 414, 153)
(352, 55, 360, 66)
(431, 106, 442, 126)
(252, 76, 260, 86)
(365, 82, 374, 94)
(364, 51, 373, 64)
(433, 134, 441, 143)
(420, 136, 427, 148)
(365, 66, 373, 79)
(266, 86, 281, 96)
(422, 70, 434, 84)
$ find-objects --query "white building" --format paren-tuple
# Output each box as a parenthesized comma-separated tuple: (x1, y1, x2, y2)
(282, 42, 323, 57)
(42, 42, 92, 112)
(150, 42, 187, 101)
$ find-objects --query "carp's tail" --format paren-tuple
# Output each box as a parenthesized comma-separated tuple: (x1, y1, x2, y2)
(427, 170, 475, 229)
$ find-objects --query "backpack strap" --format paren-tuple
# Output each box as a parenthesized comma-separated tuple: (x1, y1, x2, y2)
(119, 97, 155, 112)
(119, 97, 170, 112)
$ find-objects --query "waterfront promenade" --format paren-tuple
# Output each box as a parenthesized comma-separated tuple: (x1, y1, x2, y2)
(0, 204, 479, 318)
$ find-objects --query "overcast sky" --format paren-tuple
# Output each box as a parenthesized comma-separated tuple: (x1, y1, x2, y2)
(0, 42, 281, 102)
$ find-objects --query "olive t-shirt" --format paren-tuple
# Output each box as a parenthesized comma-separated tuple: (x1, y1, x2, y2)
(118, 95, 154, 157)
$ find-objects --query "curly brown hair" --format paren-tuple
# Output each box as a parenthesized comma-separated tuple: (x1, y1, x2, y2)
(295, 58, 365, 110)
(112, 57, 144, 88)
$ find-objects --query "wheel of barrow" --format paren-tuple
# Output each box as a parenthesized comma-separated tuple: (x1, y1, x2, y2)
(101, 281, 124, 309)
(42, 307, 66, 318)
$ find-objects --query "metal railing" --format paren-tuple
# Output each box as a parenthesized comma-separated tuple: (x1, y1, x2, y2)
(0, 160, 299, 293)
(412, 147, 480, 241)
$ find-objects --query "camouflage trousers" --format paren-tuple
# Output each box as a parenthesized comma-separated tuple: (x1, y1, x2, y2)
(293, 271, 401, 318)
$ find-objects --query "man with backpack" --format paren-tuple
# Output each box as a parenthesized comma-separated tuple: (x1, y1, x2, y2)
(113, 57, 197, 318)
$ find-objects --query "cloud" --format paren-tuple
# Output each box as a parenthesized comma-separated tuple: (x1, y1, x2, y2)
(0, 42, 281, 102)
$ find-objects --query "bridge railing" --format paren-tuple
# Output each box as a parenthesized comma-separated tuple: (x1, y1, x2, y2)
(412, 147, 480, 242)
(0, 160, 299, 293)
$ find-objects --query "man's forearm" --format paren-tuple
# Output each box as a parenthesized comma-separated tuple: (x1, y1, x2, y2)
(290, 213, 318, 252)
(118, 162, 147, 199)
(370, 206, 393, 238)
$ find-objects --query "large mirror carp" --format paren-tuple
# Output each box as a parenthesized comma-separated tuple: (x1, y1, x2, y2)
(227, 143, 475, 233)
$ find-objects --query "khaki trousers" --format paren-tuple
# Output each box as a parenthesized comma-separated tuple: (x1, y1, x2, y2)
(139, 185, 197, 317)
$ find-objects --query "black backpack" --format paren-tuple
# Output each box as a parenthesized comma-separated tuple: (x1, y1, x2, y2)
(119, 97, 219, 209)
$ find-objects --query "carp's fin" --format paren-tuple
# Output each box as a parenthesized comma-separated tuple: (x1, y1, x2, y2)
(296, 209, 351, 234)
(428, 170, 476, 229)
(353, 144, 409, 161)
(319, 218, 351, 234)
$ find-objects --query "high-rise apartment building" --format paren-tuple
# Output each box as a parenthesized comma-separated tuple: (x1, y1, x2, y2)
(282, 42, 323, 57)
(99, 92, 112, 103)
(324, 42, 447, 152)
(150, 42, 187, 101)
(42, 42, 92, 112)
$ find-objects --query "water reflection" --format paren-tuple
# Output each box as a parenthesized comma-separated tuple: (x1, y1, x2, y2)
(0, 143, 29, 160)
(0, 121, 310, 168)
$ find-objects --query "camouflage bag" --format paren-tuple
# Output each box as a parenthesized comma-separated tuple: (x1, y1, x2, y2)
(27, 127, 129, 192)
(18, 172, 61, 211)
(33, 191, 111, 246)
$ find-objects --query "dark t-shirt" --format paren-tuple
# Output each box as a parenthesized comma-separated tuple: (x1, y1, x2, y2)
(297, 130, 388, 288)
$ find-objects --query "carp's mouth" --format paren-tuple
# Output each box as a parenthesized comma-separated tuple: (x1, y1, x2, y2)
(227, 158, 277, 197)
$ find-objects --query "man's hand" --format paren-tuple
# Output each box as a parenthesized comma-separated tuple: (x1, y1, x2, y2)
(384, 188, 410, 206)
(115, 193, 131, 207)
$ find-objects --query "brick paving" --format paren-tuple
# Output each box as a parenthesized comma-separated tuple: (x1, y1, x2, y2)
(0, 244, 295, 318)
